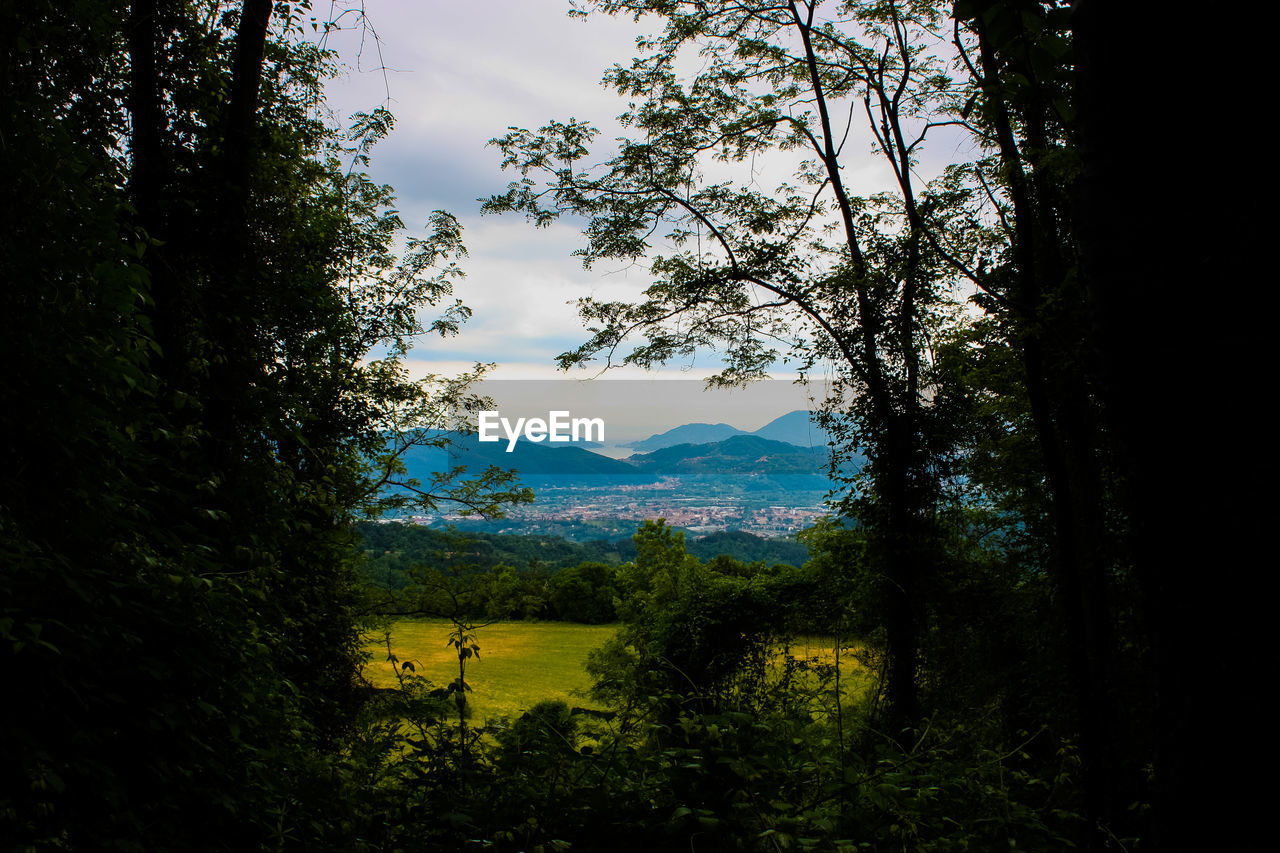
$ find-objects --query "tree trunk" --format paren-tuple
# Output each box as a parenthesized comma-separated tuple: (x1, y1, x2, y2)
(879, 433, 923, 733)
(971, 11, 1120, 847)
(203, 0, 274, 460)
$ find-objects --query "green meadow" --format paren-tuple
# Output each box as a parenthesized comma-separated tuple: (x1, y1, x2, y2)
(362, 619, 872, 723)
(362, 619, 619, 720)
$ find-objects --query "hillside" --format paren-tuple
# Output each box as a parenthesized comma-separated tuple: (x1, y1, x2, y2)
(751, 410, 834, 447)
(626, 433, 830, 475)
(625, 421, 747, 450)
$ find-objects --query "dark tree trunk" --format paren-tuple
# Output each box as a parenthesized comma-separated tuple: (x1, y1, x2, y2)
(879, 431, 924, 733)
(221, 0, 274, 206)
(970, 10, 1121, 847)
(203, 0, 274, 459)
(792, 2, 933, 735)
(127, 0, 161, 227)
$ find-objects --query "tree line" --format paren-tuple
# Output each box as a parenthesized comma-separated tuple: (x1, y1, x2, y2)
(360, 520, 817, 626)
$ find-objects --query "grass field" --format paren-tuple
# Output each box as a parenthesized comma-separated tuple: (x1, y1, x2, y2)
(362, 619, 619, 721)
(362, 620, 875, 723)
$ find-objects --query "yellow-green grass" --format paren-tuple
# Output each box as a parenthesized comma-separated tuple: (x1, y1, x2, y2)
(772, 635, 880, 707)
(362, 619, 619, 722)
(363, 620, 877, 723)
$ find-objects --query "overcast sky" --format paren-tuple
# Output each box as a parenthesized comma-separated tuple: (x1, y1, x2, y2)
(315, 1, 971, 430)
(318, 1, 679, 382)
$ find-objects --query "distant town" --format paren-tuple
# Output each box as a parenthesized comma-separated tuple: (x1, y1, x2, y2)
(404, 475, 831, 538)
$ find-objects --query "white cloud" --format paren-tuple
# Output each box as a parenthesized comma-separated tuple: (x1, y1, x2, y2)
(320, 1, 973, 381)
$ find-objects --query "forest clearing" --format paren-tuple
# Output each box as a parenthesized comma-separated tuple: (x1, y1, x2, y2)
(364, 619, 874, 723)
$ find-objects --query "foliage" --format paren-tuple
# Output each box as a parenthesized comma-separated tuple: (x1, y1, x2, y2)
(356, 520, 810, 623)
(473, 1, 1174, 846)
(0, 1, 521, 847)
(357, 520, 809, 576)
(348, 522, 1081, 851)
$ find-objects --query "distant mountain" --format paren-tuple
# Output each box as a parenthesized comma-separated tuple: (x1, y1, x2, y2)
(625, 410, 834, 452)
(751, 410, 832, 447)
(394, 431, 639, 479)
(451, 437, 638, 475)
(627, 433, 829, 475)
(386, 417, 855, 491)
(624, 421, 748, 451)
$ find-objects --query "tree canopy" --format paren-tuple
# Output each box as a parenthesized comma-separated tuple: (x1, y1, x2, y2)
(1, 1, 522, 846)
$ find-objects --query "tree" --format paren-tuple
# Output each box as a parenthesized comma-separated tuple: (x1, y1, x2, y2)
(941, 4, 1134, 843)
(550, 561, 619, 623)
(941, 5, 1262, 847)
(0, 1, 523, 846)
(918, 4, 1268, 847)
(486, 0, 990, 732)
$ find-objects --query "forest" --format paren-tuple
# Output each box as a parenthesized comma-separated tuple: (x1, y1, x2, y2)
(0, 1, 1260, 851)
(359, 520, 817, 623)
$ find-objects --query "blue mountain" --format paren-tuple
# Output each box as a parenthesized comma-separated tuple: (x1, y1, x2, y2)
(395, 431, 638, 477)
(626, 434, 830, 475)
(626, 410, 835, 451)
(624, 421, 747, 451)
(750, 410, 833, 447)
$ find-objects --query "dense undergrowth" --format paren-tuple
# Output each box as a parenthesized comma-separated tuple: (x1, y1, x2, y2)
(340, 522, 1085, 852)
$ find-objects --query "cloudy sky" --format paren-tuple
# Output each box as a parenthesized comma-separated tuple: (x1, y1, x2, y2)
(318, 1, 683, 380)
(315, 1, 971, 431)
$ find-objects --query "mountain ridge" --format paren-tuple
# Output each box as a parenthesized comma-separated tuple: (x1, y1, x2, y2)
(624, 409, 833, 452)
